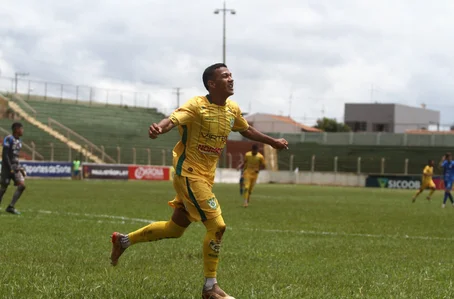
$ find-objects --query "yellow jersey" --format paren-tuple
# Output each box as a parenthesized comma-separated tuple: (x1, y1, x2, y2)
(423, 165, 433, 180)
(243, 151, 265, 175)
(169, 95, 249, 185)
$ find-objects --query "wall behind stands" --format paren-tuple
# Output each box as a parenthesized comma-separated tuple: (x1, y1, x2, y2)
(215, 169, 367, 187)
(278, 143, 450, 175)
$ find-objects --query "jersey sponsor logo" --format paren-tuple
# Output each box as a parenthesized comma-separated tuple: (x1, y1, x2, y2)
(201, 132, 227, 143)
(207, 197, 217, 209)
(198, 144, 223, 155)
(229, 118, 235, 128)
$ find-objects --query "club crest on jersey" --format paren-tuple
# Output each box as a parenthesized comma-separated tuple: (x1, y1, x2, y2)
(207, 198, 217, 209)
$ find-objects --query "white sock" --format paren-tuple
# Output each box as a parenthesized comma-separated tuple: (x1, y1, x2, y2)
(204, 278, 217, 290)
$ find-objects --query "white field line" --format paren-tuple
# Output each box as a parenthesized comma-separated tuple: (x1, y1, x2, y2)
(26, 209, 454, 242)
(26, 209, 153, 224)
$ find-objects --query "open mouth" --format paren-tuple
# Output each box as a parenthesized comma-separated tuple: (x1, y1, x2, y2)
(228, 83, 234, 89)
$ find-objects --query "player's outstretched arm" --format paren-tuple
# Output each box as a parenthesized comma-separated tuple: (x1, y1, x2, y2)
(439, 156, 445, 168)
(240, 126, 288, 150)
(149, 118, 176, 139)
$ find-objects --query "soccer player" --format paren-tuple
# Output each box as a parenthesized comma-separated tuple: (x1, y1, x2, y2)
(440, 153, 454, 208)
(0, 122, 26, 215)
(412, 159, 436, 202)
(237, 144, 265, 207)
(110, 63, 289, 299)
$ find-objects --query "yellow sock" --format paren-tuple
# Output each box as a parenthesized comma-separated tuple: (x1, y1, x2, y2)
(413, 190, 421, 198)
(203, 215, 226, 278)
(429, 189, 435, 197)
(128, 220, 186, 245)
(243, 188, 249, 201)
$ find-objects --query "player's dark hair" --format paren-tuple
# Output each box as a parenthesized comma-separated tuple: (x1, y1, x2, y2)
(202, 63, 227, 91)
(11, 122, 23, 131)
(446, 152, 452, 158)
(252, 144, 259, 151)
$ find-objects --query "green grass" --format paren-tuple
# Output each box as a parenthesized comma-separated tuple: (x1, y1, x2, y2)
(0, 181, 453, 299)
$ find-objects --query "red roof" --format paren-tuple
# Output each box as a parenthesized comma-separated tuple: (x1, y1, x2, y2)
(268, 115, 322, 132)
(406, 129, 454, 134)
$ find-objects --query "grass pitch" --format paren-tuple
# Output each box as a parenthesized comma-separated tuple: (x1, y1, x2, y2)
(0, 180, 453, 299)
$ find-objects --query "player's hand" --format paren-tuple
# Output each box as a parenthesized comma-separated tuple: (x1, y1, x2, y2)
(442, 155, 446, 161)
(148, 123, 163, 139)
(272, 138, 289, 150)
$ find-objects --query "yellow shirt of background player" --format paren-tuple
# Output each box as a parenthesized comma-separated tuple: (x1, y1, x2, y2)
(423, 165, 433, 181)
(169, 95, 249, 185)
(243, 151, 265, 176)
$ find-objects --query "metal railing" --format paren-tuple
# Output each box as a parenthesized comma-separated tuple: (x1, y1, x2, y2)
(0, 127, 44, 161)
(11, 94, 37, 117)
(270, 131, 454, 147)
(47, 118, 116, 163)
(280, 154, 430, 175)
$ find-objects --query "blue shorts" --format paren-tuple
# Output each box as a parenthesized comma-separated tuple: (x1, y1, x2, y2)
(444, 180, 453, 191)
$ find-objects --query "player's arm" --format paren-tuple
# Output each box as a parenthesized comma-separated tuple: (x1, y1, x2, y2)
(232, 104, 288, 149)
(149, 98, 197, 139)
(240, 126, 288, 150)
(237, 161, 245, 171)
(148, 118, 176, 139)
(260, 155, 266, 170)
(423, 166, 430, 177)
(2, 137, 14, 173)
(439, 157, 446, 169)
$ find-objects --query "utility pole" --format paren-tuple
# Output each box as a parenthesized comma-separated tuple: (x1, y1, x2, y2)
(173, 88, 182, 109)
(15, 72, 29, 94)
(214, 2, 236, 169)
(214, 1, 236, 63)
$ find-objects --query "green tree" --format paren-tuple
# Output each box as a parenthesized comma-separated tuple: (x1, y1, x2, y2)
(315, 117, 351, 132)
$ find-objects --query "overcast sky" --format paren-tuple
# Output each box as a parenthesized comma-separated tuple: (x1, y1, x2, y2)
(1, 0, 454, 126)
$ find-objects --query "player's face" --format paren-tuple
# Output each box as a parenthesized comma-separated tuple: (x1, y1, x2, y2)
(429, 160, 434, 167)
(252, 149, 258, 155)
(15, 127, 23, 137)
(212, 67, 234, 96)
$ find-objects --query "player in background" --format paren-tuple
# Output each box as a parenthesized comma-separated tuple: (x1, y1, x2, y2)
(412, 160, 436, 202)
(72, 157, 81, 180)
(439, 153, 454, 208)
(237, 144, 265, 207)
(0, 122, 26, 215)
(110, 63, 289, 299)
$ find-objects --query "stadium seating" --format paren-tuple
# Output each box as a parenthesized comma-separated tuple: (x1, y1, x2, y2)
(6, 95, 179, 165)
(2, 93, 448, 174)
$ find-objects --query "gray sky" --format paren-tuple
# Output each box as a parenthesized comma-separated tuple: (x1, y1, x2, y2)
(1, 0, 454, 126)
